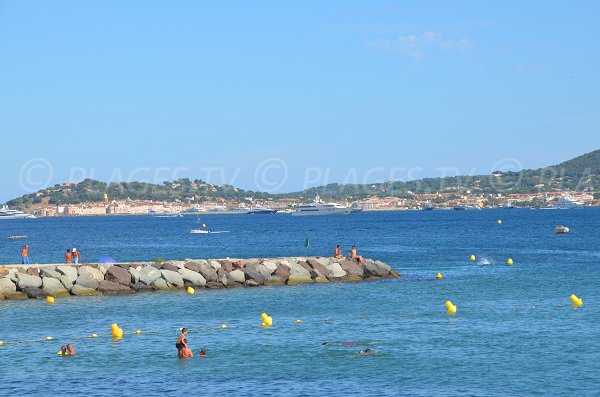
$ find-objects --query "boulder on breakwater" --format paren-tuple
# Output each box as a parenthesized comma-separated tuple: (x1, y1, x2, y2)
(0, 257, 399, 300)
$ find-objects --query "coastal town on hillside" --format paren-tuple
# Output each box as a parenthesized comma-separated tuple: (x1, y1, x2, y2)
(23, 188, 598, 217)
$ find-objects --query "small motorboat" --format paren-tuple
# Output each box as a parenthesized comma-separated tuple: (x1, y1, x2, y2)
(190, 229, 209, 234)
(554, 225, 570, 234)
(8, 235, 28, 239)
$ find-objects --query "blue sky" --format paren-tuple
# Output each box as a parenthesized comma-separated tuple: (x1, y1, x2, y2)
(1, 1, 599, 201)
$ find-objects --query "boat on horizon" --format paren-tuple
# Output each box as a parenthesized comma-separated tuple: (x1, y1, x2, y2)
(292, 195, 351, 216)
(245, 205, 277, 214)
(556, 195, 585, 209)
(453, 205, 481, 211)
(0, 205, 36, 220)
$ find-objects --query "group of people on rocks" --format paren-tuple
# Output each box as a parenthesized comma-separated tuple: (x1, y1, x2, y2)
(333, 245, 364, 263)
(19, 244, 82, 265)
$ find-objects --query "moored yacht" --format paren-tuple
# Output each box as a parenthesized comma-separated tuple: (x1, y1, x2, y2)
(0, 205, 36, 220)
(292, 195, 351, 216)
(556, 196, 585, 209)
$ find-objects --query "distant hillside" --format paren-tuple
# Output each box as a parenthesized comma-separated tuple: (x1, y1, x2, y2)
(7, 150, 600, 208)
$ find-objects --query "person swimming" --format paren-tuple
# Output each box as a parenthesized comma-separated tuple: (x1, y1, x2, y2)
(198, 348, 207, 357)
(358, 348, 375, 356)
(67, 344, 76, 356)
(178, 339, 193, 359)
(59, 344, 76, 356)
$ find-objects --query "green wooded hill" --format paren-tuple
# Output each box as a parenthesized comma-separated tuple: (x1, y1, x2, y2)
(7, 149, 599, 208)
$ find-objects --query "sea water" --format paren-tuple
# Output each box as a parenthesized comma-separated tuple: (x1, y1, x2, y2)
(0, 209, 599, 396)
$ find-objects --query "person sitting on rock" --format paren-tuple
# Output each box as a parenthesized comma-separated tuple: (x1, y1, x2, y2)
(333, 245, 344, 259)
(178, 339, 193, 359)
(65, 249, 72, 264)
(350, 245, 365, 264)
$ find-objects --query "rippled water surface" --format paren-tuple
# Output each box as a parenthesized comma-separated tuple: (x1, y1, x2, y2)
(1, 209, 599, 396)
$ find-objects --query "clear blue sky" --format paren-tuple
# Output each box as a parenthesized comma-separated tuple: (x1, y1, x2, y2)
(1, 1, 599, 202)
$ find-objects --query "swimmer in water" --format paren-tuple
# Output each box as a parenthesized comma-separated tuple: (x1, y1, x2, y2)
(179, 339, 193, 359)
(67, 344, 77, 356)
(60, 345, 67, 355)
(198, 348, 207, 357)
(358, 348, 375, 356)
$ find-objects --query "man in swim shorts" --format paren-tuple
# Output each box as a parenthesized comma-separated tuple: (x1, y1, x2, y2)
(178, 339, 193, 359)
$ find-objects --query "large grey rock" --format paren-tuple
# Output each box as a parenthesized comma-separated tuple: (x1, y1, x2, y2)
(78, 266, 104, 283)
(56, 266, 78, 283)
(198, 263, 218, 282)
(178, 268, 206, 286)
(161, 262, 179, 272)
(75, 274, 99, 289)
(151, 278, 171, 290)
(129, 267, 141, 284)
(365, 260, 392, 277)
(59, 275, 74, 290)
(220, 260, 233, 272)
(339, 260, 364, 277)
(16, 273, 42, 289)
(244, 265, 266, 284)
(184, 261, 202, 273)
(160, 269, 184, 287)
(273, 264, 290, 282)
(209, 260, 221, 271)
(42, 277, 70, 297)
(262, 261, 278, 274)
(22, 287, 50, 299)
(287, 261, 313, 285)
(0, 278, 17, 295)
(325, 262, 346, 279)
(131, 282, 154, 292)
(71, 284, 101, 296)
(139, 266, 162, 285)
(105, 266, 132, 285)
(217, 268, 228, 286)
(40, 268, 61, 279)
(228, 269, 246, 283)
(316, 257, 332, 267)
(98, 280, 133, 295)
(307, 259, 328, 278)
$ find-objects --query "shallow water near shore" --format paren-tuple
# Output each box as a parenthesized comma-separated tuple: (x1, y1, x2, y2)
(1, 209, 599, 396)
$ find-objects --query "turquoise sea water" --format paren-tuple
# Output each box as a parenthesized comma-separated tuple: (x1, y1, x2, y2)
(1, 209, 599, 396)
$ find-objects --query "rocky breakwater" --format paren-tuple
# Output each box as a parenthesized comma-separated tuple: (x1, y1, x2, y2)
(0, 257, 399, 300)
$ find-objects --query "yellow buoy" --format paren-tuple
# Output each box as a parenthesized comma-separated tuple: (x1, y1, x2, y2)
(91, 334, 98, 338)
(111, 323, 123, 339)
(507, 258, 513, 265)
(202, 223, 206, 228)
(46, 296, 55, 303)
(497, 219, 502, 224)
(187, 287, 195, 295)
(569, 294, 583, 307)
(470, 255, 476, 262)
(436, 272, 443, 280)
(135, 330, 142, 334)
(220, 324, 229, 329)
(445, 300, 457, 315)
(46, 336, 53, 340)
(295, 319, 303, 324)
(260, 313, 268, 321)
(261, 314, 273, 327)
(0, 341, 4, 346)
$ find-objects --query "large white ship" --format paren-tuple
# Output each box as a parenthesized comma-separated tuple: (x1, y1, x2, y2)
(0, 205, 36, 220)
(556, 195, 585, 209)
(292, 195, 351, 216)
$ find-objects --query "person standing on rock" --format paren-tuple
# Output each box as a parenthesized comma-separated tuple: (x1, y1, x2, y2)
(65, 249, 72, 264)
(72, 248, 81, 264)
(21, 244, 30, 264)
